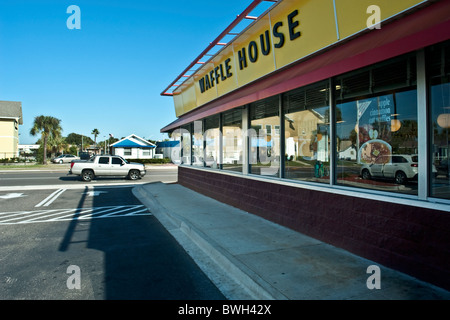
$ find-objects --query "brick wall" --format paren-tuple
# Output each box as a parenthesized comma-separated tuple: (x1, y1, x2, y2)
(178, 166, 450, 291)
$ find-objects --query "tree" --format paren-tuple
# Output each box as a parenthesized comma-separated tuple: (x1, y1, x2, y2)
(30, 115, 62, 164)
(48, 135, 67, 158)
(65, 133, 94, 149)
(91, 128, 100, 146)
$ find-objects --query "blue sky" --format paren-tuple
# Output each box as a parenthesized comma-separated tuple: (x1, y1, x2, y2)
(0, 0, 273, 144)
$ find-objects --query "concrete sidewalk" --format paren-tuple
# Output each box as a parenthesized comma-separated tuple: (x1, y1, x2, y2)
(133, 182, 450, 300)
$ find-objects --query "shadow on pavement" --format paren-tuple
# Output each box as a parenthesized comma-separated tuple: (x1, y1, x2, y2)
(58, 184, 224, 300)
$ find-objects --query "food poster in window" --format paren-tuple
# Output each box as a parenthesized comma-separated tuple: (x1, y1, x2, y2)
(357, 94, 394, 164)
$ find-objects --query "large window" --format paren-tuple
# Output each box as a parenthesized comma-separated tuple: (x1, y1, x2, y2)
(283, 81, 330, 183)
(192, 121, 204, 167)
(222, 109, 243, 173)
(170, 125, 192, 165)
(335, 55, 418, 195)
(249, 95, 280, 176)
(180, 124, 192, 165)
(429, 41, 450, 200)
(204, 115, 220, 169)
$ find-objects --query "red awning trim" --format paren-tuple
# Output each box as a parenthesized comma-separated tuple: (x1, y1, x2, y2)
(161, 0, 450, 132)
(160, 0, 273, 97)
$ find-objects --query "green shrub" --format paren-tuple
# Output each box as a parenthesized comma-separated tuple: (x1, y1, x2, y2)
(127, 158, 172, 164)
(0, 157, 24, 163)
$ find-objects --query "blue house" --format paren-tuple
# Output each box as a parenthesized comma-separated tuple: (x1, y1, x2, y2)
(110, 134, 156, 159)
(155, 140, 180, 159)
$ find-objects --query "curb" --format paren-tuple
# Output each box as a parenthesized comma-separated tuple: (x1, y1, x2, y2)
(132, 184, 287, 300)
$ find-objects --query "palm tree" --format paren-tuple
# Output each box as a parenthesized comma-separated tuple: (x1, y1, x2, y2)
(48, 135, 67, 158)
(91, 128, 100, 147)
(30, 115, 62, 164)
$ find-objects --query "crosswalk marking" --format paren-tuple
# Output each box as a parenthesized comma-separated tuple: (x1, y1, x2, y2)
(35, 188, 66, 207)
(0, 205, 151, 225)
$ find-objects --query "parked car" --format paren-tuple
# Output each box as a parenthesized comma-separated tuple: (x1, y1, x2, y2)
(52, 154, 79, 164)
(69, 155, 146, 182)
(79, 152, 92, 160)
(361, 154, 419, 185)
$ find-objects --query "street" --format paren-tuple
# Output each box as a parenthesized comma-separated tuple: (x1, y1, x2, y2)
(0, 164, 178, 188)
(0, 166, 226, 299)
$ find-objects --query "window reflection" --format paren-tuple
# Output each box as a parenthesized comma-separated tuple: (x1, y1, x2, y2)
(250, 96, 280, 176)
(171, 124, 191, 165)
(430, 41, 450, 199)
(181, 124, 192, 165)
(192, 121, 204, 167)
(204, 115, 220, 169)
(283, 81, 330, 183)
(336, 90, 418, 194)
(335, 55, 418, 195)
(222, 109, 243, 173)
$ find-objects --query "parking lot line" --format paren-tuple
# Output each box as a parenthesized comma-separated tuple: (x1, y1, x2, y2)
(0, 205, 151, 225)
(35, 189, 66, 207)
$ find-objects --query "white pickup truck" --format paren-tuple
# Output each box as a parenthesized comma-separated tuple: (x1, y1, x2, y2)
(69, 155, 146, 182)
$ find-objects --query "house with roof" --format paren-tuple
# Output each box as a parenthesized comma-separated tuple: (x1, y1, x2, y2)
(110, 134, 156, 159)
(155, 140, 180, 159)
(338, 141, 357, 161)
(0, 101, 23, 159)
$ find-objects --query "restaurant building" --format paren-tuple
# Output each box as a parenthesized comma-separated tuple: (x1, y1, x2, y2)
(160, 0, 450, 290)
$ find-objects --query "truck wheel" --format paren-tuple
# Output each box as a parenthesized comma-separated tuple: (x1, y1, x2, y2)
(395, 171, 407, 185)
(82, 170, 94, 182)
(128, 169, 140, 180)
(362, 169, 371, 180)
